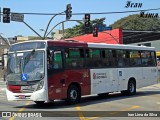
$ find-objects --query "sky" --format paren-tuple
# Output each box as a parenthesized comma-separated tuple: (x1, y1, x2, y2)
(0, 0, 160, 38)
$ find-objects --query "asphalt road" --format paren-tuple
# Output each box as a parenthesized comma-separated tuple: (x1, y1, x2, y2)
(0, 80, 160, 120)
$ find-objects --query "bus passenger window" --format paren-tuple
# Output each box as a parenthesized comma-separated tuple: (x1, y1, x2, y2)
(47, 50, 52, 69)
(65, 48, 69, 58)
(111, 50, 117, 67)
(117, 50, 125, 67)
(53, 51, 63, 69)
(147, 52, 156, 66)
(47, 50, 63, 69)
(86, 49, 101, 68)
(85, 49, 89, 58)
(65, 48, 84, 69)
(130, 51, 142, 66)
(141, 51, 149, 66)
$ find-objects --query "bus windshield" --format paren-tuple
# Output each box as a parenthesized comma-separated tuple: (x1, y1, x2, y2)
(7, 50, 45, 82)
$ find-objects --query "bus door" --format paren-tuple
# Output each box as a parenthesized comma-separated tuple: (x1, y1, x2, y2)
(117, 50, 131, 91)
(47, 48, 66, 100)
(104, 49, 119, 92)
(91, 69, 109, 94)
(113, 50, 128, 92)
(110, 68, 119, 92)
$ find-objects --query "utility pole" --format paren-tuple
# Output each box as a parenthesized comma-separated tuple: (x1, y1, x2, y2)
(62, 22, 65, 39)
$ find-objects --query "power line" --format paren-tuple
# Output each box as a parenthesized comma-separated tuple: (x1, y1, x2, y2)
(0, 8, 159, 16)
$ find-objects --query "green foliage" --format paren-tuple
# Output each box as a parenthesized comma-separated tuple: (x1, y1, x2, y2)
(64, 14, 160, 39)
(64, 17, 106, 38)
(51, 32, 55, 37)
(111, 14, 160, 31)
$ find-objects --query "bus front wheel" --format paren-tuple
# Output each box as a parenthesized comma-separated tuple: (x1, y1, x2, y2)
(66, 85, 81, 104)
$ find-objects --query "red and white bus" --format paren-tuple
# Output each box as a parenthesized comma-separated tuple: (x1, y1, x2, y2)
(6, 40, 158, 105)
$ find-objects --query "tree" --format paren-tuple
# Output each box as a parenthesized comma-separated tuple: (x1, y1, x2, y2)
(51, 32, 55, 37)
(64, 17, 106, 38)
(111, 14, 160, 31)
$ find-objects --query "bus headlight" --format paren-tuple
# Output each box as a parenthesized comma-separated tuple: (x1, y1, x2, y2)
(37, 81, 44, 90)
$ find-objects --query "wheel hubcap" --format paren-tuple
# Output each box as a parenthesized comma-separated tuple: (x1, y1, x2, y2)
(129, 83, 134, 93)
(70, 90, 77, 100)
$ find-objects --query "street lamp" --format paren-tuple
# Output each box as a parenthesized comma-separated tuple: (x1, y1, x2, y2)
(39, 29, 45, 36)
(40, 29, 52, 39)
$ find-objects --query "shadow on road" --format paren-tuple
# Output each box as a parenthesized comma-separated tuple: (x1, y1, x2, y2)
(14, 90, 160, 109)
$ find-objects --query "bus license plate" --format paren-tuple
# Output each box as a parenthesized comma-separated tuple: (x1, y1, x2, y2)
(19, 95, 26, 99)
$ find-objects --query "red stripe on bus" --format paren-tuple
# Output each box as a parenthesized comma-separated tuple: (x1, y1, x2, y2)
(47, 41, 88, 47)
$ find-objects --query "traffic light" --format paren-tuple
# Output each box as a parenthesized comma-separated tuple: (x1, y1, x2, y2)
(66, 4, 72, 20)
(3, 8, 10, 23)
(84, 14, 90, 28)
(93, 26, 98, 37)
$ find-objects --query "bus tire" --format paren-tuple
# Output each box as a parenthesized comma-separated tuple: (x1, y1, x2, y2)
(127, 80, 136, 95)
(66, 85, 81, 105)
(34, 101, 45, 105)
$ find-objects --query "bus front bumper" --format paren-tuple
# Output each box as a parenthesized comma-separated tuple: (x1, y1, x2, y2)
(6, 88, 48, 102)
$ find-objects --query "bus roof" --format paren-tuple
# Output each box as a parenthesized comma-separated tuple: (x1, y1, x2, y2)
(11, 39, 155, 51)
(87, 42, 155, 51)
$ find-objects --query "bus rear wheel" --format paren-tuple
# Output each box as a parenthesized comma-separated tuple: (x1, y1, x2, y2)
(66, 85, 81, 105)
(127, 80, 136, 95)
(121, 80, 136, 96)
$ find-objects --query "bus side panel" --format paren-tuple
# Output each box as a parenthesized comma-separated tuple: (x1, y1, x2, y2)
(48, 71, 67, 100)
(118, 68, 143, 90)
(118, 67, 158, 90)
(48, 69, 91, 100)
(142, 67, 158, 87)
(90, 68, 119, 94)
(64, 69, 91, 96)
